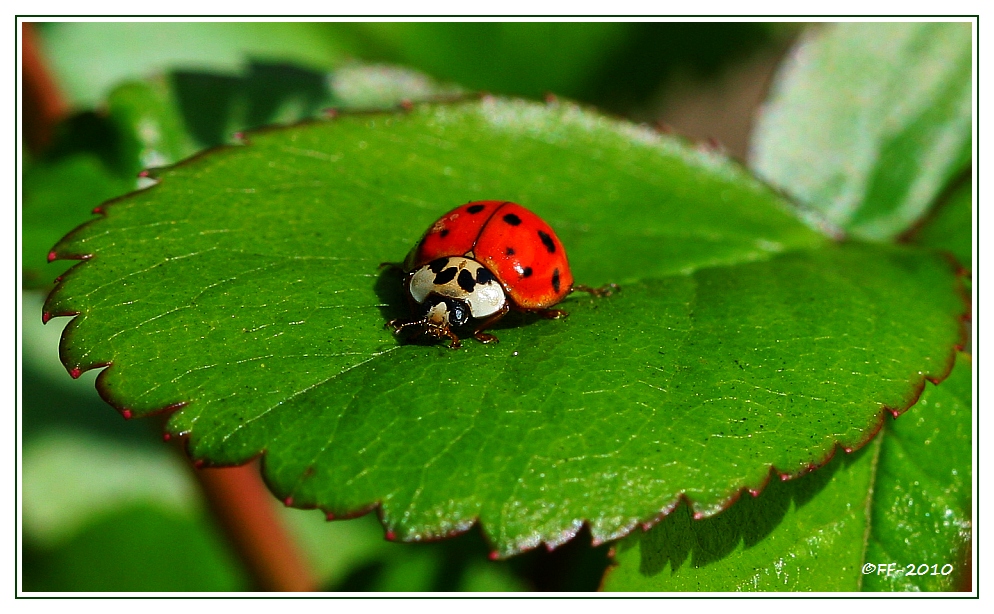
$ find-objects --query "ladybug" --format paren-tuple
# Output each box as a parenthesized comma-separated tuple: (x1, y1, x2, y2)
(387, 201, 616, 348)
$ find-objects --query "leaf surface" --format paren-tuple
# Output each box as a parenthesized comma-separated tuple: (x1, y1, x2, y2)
(46, 98, 965, 556)
(750, 22, 972, 241)
(22, 65, 457, 289)
(601, 353, 971, 591)
(863, 353, 972, 591)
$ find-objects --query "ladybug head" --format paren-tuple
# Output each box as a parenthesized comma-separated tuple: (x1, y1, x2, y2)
(390, 256, 510, 348)
(387, 295, 472, 347)
(422, 295, 471, 330)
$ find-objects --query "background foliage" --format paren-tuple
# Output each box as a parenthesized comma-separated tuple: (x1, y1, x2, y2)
(21, 21, 972, 592)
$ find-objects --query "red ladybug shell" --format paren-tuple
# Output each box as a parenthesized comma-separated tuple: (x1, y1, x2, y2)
(405, 201, 574, 310)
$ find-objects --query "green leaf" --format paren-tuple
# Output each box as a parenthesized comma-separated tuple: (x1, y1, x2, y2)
(46, 98, 965, 558)
(601, 353, 971, 592)
(329, 64, 464, 110)
(22, 65, 460, 291)
(22, 155, 132, 289)
(603, 443, 875, 591)
(350, 22, 632, 100)
(750, 22, 972, 241)
(21, 431, 248, 591)
(105, 80, 197, 174)
(41, 22, 346, 108)
(171, 61, 333, 148)
(22, 431, 198, 548)
(171, 61, 462, 148)
(23, 503, 248, 592)
(281, 506, 530, 591)
(23, 81, 192, 290)
(908, 180, 973, 272)
(863, 353, 972, 592)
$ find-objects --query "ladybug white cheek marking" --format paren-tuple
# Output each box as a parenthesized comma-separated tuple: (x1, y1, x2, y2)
(467, 282, 504, 317)
(408, 257, 506, 319)
(424, 302, 449, 325)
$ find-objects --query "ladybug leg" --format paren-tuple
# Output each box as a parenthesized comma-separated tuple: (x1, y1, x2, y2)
(469, 305, 510, 344)
(572, 283, 620, 297)
(473, 331, 499, 344)
(386, 317, 422, 336)
(441, 328, 463, 349)
(388, 317, 463, 348)
(536, 308, 569, 319)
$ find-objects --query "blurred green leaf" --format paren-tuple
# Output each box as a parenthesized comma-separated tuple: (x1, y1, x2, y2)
(461, 561, 530, 592)
(40, 22, 346, 107)
(171, 61, 462, 147)
(21, 431, 248, 592)
(750, 22, 972, 240)
(602, 353, 971, 592)
(171, 60, 336, 147)
(282, 509, 532, 591)
(22, 155, 131, 289)
(40, 21, 782, 118)
(350, 22, 631, 100)
(329, 64, 464, 110)
(909, 180, 972, 272)
(335, 22, 783, 113)
(24, 503, 248, 592)
(46, 98, 964, 558)
(105, 79, 197, 173)
(22, 432, 197, 548)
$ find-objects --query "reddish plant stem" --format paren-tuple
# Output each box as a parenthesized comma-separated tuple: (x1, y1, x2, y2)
(21, 22, 69, 153)
(193, 461, 319, 592)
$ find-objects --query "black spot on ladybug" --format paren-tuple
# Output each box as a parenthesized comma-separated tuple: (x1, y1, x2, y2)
(521, 266, 533, 278)
(505, 247, 515, 256)
(503, 213, 522, 226)
(552, 268, 561, 293)
(434, 266, 458, 285)
(467, 204, 486, 214)
(439, 229, 450, 238)
(457, 269, 476, 292)
(428, 258, 449, 274)
(537, 230, 556, 254)
(476, 267, 496, 285)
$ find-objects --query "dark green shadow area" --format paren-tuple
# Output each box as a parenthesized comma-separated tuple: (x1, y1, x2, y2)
(172, 60, 332, 147)
(625, 444, 862, 578)
(22, 503, 248, 592)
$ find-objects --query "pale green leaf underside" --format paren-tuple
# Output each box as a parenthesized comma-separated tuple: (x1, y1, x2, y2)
(751, 22, 972, 241)
(46, 99, 964, 556)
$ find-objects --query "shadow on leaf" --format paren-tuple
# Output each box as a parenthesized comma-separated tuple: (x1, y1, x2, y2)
(625, 444, 867, 577)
